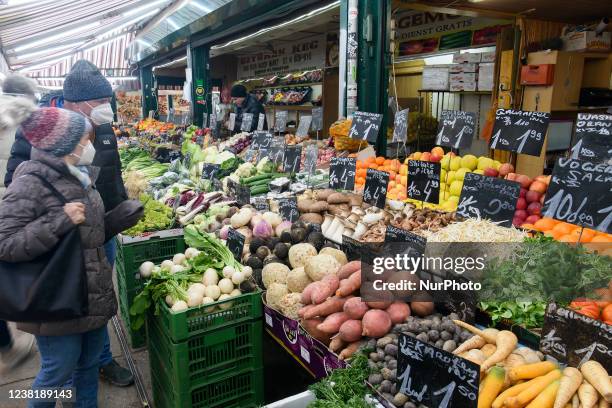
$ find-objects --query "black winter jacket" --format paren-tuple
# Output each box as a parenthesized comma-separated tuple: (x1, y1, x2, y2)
(4, 129, 31, 188)
(235, 94, 267, 132)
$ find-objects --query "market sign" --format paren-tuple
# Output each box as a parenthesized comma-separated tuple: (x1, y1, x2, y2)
(349, 111, 383, 143)
(201, 163, 220, 180)
(278, 197, 299, 222)
(407, 160, 441, 204)
(329, 157, 356, 191)
(303, 143, 318, 175)
(268, 136, 286, 166)
(237, 34, 326, 80)
(311, 107, 324, 132)
(489, 109, 551, 157)
(540, 302, 612, 372)
(571, 134, 612, 164)
(541, 157, 612, 234)
(195, 79, 205, 104)
(395, 10, 510, 56)
(436, 110, 476, 149)
(257, 113, 266, 131)
(251, 131, 272, 150)
(275, 110, 288, 133)
(283, 145, 302, 174)
(296, 115, 312, 138)
(363, 168, 389, 209)
(241, 113, 254, 132)
(397, 334, 479, 408)
(384, 225, 426, 256)
(574, 113, 612, 141)
(392, 108, 409, 143)
(227, 228, 245, 261)
(228, 113, 236, 131)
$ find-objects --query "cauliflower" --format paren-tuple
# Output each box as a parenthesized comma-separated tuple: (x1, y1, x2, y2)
(286, 267, 312, 293)
(278, 293, 303, 319)
(235, 162, 255, 178)
(266, 283, 289, 309)
(261, 263, 290, 289)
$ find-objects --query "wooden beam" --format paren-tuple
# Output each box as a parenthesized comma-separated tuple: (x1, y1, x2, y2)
(393, 1, 517, 20)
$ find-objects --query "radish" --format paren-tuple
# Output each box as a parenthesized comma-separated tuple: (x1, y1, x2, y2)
(139, 261, 155, 278)
(173, 253, 187, 265)
(218, 278, 234, 294)
(171, 301, 188, 312)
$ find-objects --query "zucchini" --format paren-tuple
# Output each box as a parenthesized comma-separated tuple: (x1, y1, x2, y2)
(250, 185, 269, 195)
(248, 178, 272, 187)
(241, 173, 273, 184)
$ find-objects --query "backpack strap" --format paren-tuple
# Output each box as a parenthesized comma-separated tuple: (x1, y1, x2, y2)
(24, 173, 68, 205)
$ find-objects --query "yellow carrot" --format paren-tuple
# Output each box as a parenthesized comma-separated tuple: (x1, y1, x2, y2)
(453, 335, 486, 355)
(579, 383, 599, 408)
(505, 370, 562, 408)
(554, 367, 583, 408)
(526, 380, 560, 408)
(479, 366, 506, 408)
(492, 379, 534, 408)
(510, 361, 558, 382)
(481, 331, 518, 374)
(481, 344, 497, 358)
(504, 354, 528, 387)
(453, 320, 499, 344)
(599, 397, 610, 408)
(581, 361, 612, 403)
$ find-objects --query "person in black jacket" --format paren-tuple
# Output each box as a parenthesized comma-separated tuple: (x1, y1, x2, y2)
(230, 84, 267, 132)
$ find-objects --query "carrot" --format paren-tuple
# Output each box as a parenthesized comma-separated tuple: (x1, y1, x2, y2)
(336, 271, 361, 297)
(554, 367, 583, 408)
(505, 369, 562, 408)
(303, 296, 350, 319)
(578, 382, 599, 408)
(510, 361, 558, 382)
(493, 380, 535, 408)
(453, 320, 499, 344)
(481, 344, 497, 358)
(481, 330, 518, 374)
(479, 366, 506, 408)
(581, 361, 612, 403)
(453, 335, 486, 355)
(337, 260, 361, 279)
(525, 380, 560, 408)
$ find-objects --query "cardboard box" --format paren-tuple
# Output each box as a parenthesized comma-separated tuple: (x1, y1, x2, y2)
(450, 73, 477, 82)
(449, 63, 479, 73)
(563, 31, 611, 52)
(450, 81, 477, 92)
(422, 66, 449, 90)
(453, 52, 481, 63)
(481, 51, 496, 63)
(478, 63, 495, 91)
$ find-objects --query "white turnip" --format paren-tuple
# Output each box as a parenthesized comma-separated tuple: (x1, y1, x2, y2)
(202, 268, 219, 286)
(139, 261, 155, 278)
(205, 285, 221, 300)
(218, 278, 234, 294)
(171, 300, 188, 312)
(173, 253, 187, 265)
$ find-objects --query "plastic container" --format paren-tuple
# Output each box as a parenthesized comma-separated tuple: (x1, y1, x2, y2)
(116, 271, 146, 348)
(265, 391, 315, 408)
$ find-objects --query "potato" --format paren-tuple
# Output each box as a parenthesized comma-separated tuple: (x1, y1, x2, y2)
(410, 301, 434, 317)
(299, 213, 324, 224)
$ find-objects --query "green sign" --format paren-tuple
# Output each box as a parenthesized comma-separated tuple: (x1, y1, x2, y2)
(195, 79, 205, 102)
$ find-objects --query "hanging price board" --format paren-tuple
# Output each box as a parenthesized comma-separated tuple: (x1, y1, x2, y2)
(329, 157, 356, 190)
(257, 113, 266, 131)
(489, 109, 550, 156)
(574, 113, 612, 141)
(392, 108, 409, 143)
(397, 334, 479, 408)
(348, 111, 383, 143)
(278, 197, 299, 222)
(304, 144, 318, 175)
(275, 110, 288, 133)
(540, 302, 611, 372)
(283, 145, 302, 174)
(311, 107, 323, 131)
(201, 163, 220, 180)
(241, 113, 254, 132)
(457, 173, 520, 227)
(542, 157, 612, 233)
(407, 161, 441, 204)
(227, 228, 245, 261)
(296, 115, 312, 138)
(363, 169, 389, 209)
(228, 113, 236, 131)
(384, 225, 427, 256)
(570, 134, 612, 163)
(268, 137, 286, 166)
(436, 110, 476, 149)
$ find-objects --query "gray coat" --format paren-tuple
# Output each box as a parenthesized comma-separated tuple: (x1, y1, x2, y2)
(0, 148, 117, 336)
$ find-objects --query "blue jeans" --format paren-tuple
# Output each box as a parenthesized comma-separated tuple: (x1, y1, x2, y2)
(99, 240, 116, 367)
(29, 326, 106, 408)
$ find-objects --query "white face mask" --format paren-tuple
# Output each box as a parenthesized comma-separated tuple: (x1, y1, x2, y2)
(71, 141, 96, 166)
(87, 102, 114, 125)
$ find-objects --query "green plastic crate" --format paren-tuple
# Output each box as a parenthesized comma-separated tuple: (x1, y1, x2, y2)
(147, 317, 263, 388)
(118, 294, 146, 349)
(154, 290, 263, 343)
(151, 367, 264, 408)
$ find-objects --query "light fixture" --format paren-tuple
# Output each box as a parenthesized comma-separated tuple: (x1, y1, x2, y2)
(153, 55, 187, 70)
(15, 41, 85, 60)
(30, 76, 138, 81)
(14, 21, 100, 52)
(123, 0, 167, 17)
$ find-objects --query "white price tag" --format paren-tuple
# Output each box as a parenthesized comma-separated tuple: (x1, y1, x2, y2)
(300, 346, 311, 363)
(265, 313, 273, 327)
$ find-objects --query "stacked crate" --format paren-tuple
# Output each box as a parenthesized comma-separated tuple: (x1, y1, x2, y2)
(115, 232, 185, 348)
(147, 291, 264, 408)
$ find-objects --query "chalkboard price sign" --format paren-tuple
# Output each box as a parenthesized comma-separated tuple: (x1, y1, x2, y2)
(244, 149, 258, 163)
(168, 150, 181, 162)
(283, 145, 302, 174)
(489, 109, 550, 156)
(201, 163, 220, 180)
(275, 110, 288, 133)
(407, 160, 441, 204)
(397, 334, 479, 408)
(384, 225, 427, 256)
(363, 169, 389, 209)
(251, 131, 272, 150)
(209, 113, 218, 139)
(241, 112, 254, 132)
(257, 113, 266, 131)
(348, 111, 383, 143)
(542, 157, 612, 233)
(228, 113, 236, 131)
(574, 112, 611, 141)
(268, 137, 286, 166)
(457, 173, 520, 227)
(227, 228, 245, 261)
(329, 157, 356, 191)
(296, 115, 312, 138)
(311, 107, 323, 131)
(392, 108, 409, 143)
(436, 110, 476, 149)
(570, 134, 612, 163)
(278, 197, 299, 222)
(341, 235, 363, 261)
(540, 302, 611, 372)
(303, 144, 318, 175)
(228, 179, 251, 206)
(252, 197, 269, 212)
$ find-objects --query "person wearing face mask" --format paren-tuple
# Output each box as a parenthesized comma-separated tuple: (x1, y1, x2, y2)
(0, 101, 140, 407)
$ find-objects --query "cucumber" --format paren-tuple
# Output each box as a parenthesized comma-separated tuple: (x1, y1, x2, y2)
(250, 185, 269, 195)
(248, 178, 272, 187)
(241, 173, 273, 184)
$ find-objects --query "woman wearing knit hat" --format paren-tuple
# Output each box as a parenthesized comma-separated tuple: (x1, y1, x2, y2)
(0, 96, 139, 408)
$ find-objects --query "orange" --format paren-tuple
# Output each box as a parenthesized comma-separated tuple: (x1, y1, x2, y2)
(545, 230, 565, 240)
(431, 146, 444, 157)
(591, 235, 612, 243)
(356, 161, 365, 169)
(356, 177, 365, 185)
(533, 217, 557, 231)
(357, 168, 367, 178)
(551, 222, 575, 236)
(521, 223, 536, 230)
(376, 157, 385, 165)
(558, 234, 578, 243)
(395, 174, 402, 183)
(568, 228, 596, 243)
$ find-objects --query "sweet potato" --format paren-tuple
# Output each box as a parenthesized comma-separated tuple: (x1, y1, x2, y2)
(337, 260, 361, 279)
(362, 309, 392, 338)
(301, 281, 318, 305)
(303, 296, 351, 319)
(385, 302, 411, 324)
(338, 319, 363, 342)
(339, 341, 363, 360)
(298, 304, 316, 319)
(302, 318, 331, 345)
(336, 271, 361, 297)
(317, 312, 350, 334)
(343, 297, 369, 319)
(329, 336, 346, 352)
(311, 275, 340, 304)
(366, 300, 392, 310)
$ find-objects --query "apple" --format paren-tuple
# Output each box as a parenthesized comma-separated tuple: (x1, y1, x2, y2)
(429, 154, 442, 163)
(514, 209, 528, 219)
(527, 202, 542, 216)
(483, 167, 499, 177)
(515, 174, 532, 189)
(421, 152, 431, 161)
(525, 215, 541, 224)
(516, 197, 527, 210)
(498, 163, 514, 177)
(519, 188, 528, 198)
(512, 217, 524, 227)
(525, 190, 541, 203)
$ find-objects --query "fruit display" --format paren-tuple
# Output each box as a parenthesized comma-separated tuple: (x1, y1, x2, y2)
(268, 87, 312, 105)
(135, 118, 175, 133)
(330, 119, 365, 152)
(116, 92, 142, 123)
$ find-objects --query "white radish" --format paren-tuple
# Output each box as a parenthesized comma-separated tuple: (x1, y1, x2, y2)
(139, 261, 155, 278)
(188, 283, 206, 297)
(185, 247, 200, 259)
(202, 268, 219, 286)
(231, 271, 245, 285)
(171, 300, 188, 312)
(173, 253, 187, 265)
(170, 264, 184, 274)
(205, 285, 221, 300)
(242, 266, 253, 278)
(218, 278, 234, 294)
(187, 292, 203, 307)
(222, 266, 235, 279)
(161, 260, 174, 271)
(218, 294, 233, 310)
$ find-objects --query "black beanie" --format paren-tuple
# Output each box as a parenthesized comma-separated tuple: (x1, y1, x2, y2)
(230, 84, 247, 98)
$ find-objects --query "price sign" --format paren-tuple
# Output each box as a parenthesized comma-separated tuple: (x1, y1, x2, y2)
(296, 115, 312, 138)
(329, 157, 356, 191)
(257, 113, 266, 131)
(252, 131, 272, 150)
(349, 111, 383, 143)
(227, 228, 245, 261)
(268, 137, 285, 166)
(275, 110, 288, 133)
(574, 113, 612, 141)
(252, 197, 269, 212)
(202, 112, 209, 128)
(570, 134, 612, 163)
(278, 197, 299, 222)
(436, 110, 476, 149)
(304, 144, 318, 175)
(229, 113, 236, 131)
(392, 108, 409, 143)
(407, 160, 441, 204)
(397, 334, 479, 408)
(168, 150, 181, 162)
(244, 149, 258, 163)
(540, 302, 612, 371)
(241, 113, 254, 132)
(283, 145, 302, 174)
(228, 179, 251, 206)
(210, 113, 218, 138)
(201, 163, 220, 180)
(457, 173, 520, 227)
(341, 235, 363, 261)
(384, 225, 427, 256)
(311, 107, 323, 131)
(489, 109, 550, 156)
(542, 157, 612, 233)
(363, 169, 389, 209)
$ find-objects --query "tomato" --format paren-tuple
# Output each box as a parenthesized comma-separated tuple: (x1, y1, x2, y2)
(602, 304, 612, 322)
(569, 301, 600, 320)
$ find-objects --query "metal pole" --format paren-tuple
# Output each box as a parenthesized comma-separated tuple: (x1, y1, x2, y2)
(339, 0, 348, 118)
(346, 0, 358, 117)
